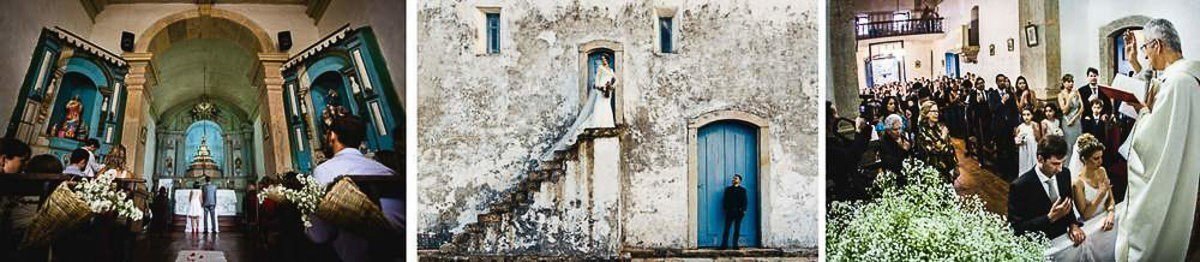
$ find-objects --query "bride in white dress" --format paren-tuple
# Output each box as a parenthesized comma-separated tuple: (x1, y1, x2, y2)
(1049, 134, 1117, 261)
(541, 56, 617, 160)
(186, 190, 203, 233)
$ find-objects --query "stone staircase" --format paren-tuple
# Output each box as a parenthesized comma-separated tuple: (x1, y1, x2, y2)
(436, 127, 623, 258)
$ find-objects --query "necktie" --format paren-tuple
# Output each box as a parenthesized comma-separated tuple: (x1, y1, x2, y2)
(1046, 179, 1059, 203)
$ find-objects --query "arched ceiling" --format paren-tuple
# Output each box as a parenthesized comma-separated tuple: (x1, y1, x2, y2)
(151, 38, 258, 118)
(148, 16, 265, 119)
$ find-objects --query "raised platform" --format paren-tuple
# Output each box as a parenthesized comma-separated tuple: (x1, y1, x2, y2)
(171, 215, 241, 232)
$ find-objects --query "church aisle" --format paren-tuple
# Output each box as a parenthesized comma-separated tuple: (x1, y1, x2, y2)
(132, 231, 260, 262)
(950, 138, 1010, 215)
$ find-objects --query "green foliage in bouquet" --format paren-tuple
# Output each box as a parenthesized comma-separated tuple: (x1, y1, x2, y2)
(827, 160, 1048, 261)
(74, 173, 143, 220)
(259, 174, 325, 227)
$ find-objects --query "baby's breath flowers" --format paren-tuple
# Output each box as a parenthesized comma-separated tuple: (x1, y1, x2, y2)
(258, 174, 325, 227)
(827, 160, 1048, 261)
(73, 173, 143, 221)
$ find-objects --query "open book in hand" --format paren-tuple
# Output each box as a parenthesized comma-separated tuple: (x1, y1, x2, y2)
(1100, 75, 1148, 119)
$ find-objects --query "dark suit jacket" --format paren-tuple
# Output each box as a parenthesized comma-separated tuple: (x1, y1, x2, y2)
(723, 185, 748, 218)
(1008, 167, 1081, 239)
(1078, 84, 1111, 118)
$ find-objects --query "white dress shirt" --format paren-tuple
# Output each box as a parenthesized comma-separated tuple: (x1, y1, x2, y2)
(306, 148, 402, 262)
(1035, 165, 1060, 202)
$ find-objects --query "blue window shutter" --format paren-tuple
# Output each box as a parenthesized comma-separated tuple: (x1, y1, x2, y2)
(487, 13, 500, 53)
(660, 17, 673, 53)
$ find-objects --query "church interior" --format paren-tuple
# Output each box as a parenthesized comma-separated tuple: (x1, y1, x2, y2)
(0, 0, 405, 261)
(826, 0, 1200, 258)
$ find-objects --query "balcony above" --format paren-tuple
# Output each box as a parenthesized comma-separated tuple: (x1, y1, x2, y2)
(856, 18, 945, 40)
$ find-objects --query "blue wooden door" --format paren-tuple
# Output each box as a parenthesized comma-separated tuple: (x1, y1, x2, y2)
(698, 120, 760, 247)
(945, 53, 961, 78)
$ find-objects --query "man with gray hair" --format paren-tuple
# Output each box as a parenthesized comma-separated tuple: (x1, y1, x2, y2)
(1116, 18, 1200, 262)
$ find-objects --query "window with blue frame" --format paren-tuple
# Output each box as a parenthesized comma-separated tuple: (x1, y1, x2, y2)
(486, 13, 500, 54)
(660, 17, 673, 53)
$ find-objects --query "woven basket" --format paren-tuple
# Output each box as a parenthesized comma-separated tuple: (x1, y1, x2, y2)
(315, 177, 397, 239)
(21, 183, 92, 249)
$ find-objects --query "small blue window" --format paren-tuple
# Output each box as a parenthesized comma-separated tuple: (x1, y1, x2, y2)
(660, 17, 673, 53)
(486, 13, 500, 54)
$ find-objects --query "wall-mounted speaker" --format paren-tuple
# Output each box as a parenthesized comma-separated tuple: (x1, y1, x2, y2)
(120, 31, 135, 52)
(278, 31, 292, 51)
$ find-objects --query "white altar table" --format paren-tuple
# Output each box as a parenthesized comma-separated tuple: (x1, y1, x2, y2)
(174, 189, 239, 216)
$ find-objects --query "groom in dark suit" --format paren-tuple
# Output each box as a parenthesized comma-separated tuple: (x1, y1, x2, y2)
(1008, 134, 1085, 245)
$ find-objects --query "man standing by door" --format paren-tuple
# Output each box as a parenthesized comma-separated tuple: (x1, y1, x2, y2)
(202, 176, 218, 233)
(720, 174, 748, 250)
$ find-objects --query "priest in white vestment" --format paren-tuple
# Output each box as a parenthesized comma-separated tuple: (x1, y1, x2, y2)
(1116, 18, 1200, 262)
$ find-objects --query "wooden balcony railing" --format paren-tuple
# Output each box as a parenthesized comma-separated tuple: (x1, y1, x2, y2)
(856, 18, 945, 40)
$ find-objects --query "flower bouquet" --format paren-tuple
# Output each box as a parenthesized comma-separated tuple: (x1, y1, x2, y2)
(258, 174, 324, 227)
(826, 160, 1048, 261)
(21, 173, 144, 248)
(258, 175, 397, 239)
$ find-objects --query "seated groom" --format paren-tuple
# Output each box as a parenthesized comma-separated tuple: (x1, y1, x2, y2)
(1008, 134, 1086, 244)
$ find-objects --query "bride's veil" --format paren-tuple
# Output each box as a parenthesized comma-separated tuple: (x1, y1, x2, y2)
(1067, 138, 1084, 181)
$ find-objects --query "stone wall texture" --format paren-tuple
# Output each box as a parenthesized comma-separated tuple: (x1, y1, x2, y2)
(418, 0, 819, 250)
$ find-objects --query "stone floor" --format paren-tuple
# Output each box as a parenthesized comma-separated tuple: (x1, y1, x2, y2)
(131, 231, 261, 262)
(949, 138, 1012, 215)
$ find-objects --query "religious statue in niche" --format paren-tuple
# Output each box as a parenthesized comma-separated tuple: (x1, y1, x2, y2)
(48, 95, 88, 141)
(165, 157, 174, 176)
(234, 158, 242, 176)
(321, 89, 349, 129)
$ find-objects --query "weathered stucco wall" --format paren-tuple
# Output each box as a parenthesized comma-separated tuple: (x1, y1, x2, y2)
(419, 0, 818, 250)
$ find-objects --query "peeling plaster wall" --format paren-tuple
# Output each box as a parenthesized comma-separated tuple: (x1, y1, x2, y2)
(418, 0, 819, 250)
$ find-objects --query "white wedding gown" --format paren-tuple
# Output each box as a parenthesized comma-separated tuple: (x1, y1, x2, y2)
(540, 64, 616, 160)
(1046, 140, 1119, 261)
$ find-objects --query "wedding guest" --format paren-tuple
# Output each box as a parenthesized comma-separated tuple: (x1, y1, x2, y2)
(307, 115, 403, 262)
(879, 114, 910, 178)
(0, 138, 30, 175)
(1008, 135, 1085, 244)
(1057, 74, 1083, 154)
(1041, 104, 1065, 141)
(1077, 67, 1110, 119)
(1015, 108, 1042, 175)
(915, 100, 955, 181)
(1081, 97, 1110, 141)
(62, 149, 90, 177)
(99, 145, 132, 179)
(24, 154, 63, 174)
(80, 138, 102, 177)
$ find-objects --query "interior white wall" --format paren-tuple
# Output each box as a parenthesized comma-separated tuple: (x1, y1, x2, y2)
(88, 3, 320, 56)
(316, 0, 406, 109)
(1058, 0, 1200, 78)
(0, 0, 93, 137)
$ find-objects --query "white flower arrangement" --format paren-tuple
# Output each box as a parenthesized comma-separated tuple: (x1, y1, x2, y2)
(827, 160, 1048, 261)
(72, 173, 143, 221)
(258, 174, 325, 227)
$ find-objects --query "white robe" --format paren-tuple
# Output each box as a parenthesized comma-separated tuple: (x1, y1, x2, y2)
(1116, 59, 1200, 262)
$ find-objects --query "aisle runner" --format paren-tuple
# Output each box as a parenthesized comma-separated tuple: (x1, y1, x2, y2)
(175, 250, 227, 262)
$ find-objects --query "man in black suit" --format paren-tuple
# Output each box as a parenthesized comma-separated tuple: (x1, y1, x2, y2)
(720, 174, 749, 250)
(1008, 134, 1086, 245)
(1078, 67, 1112, 118)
